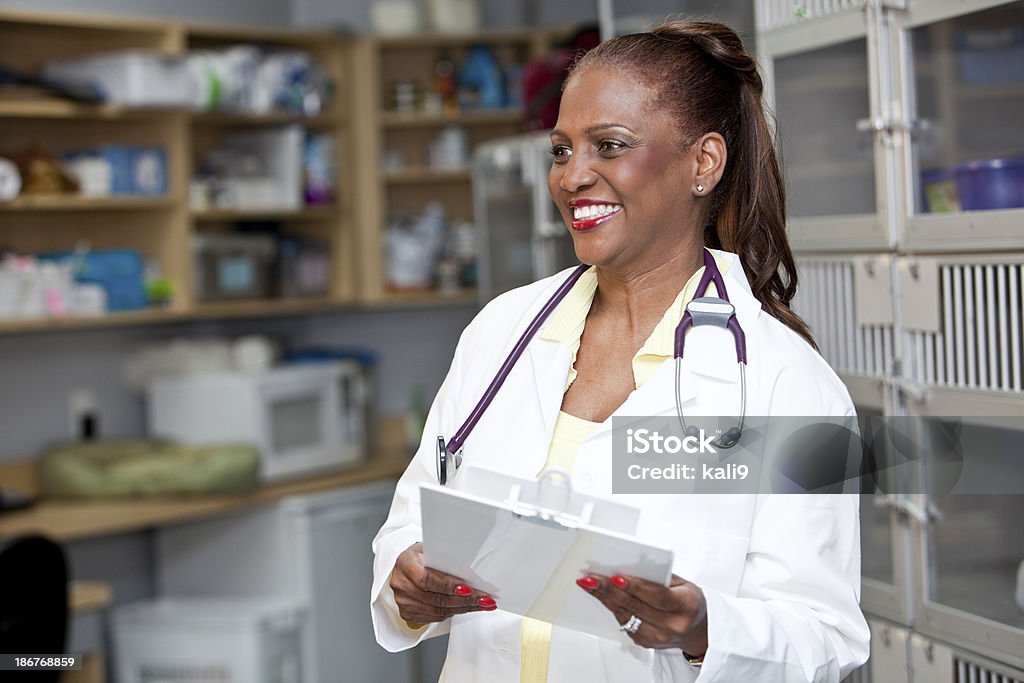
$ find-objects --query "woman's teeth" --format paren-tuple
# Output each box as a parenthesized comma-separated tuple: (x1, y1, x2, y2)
(572, 204, 621, 220)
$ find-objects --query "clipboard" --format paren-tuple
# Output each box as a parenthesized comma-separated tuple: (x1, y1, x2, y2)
(420, 466, 674, 641)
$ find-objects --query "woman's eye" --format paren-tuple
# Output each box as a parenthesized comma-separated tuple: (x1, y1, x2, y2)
(598, 139, 626, 155)
(549, 145, 572, 164)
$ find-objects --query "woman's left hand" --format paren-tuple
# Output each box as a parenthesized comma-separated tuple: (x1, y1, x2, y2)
(577, 573, 708, 656)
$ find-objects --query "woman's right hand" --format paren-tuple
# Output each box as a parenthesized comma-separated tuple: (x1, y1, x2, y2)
(389, 542, 497, 624)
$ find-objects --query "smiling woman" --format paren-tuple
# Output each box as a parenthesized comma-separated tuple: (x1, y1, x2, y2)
(372, 19, 869, 683)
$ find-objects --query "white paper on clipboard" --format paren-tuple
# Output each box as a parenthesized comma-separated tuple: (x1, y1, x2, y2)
(420, 465, 674, 641)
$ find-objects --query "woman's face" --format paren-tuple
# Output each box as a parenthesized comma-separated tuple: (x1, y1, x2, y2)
(548, 63, 701, 273)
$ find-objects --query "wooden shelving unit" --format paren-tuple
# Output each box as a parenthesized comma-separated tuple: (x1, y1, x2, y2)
(354, 29, 553, 304)
(0, 10, 361, 329)
(0, 14, 559, 328)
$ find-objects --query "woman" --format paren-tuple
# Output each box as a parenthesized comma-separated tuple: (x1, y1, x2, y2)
(372, 20, 870, 682)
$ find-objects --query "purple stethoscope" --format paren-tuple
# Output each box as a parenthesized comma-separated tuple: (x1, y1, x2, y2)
(436, 250, 748, 485)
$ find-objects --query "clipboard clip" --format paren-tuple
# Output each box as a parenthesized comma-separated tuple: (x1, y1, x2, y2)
(505, 469, 594, 531)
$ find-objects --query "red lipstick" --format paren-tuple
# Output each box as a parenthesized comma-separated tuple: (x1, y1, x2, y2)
(568, 199, 622, 231)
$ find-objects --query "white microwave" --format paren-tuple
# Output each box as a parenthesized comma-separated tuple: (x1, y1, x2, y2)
(147, 361, 366, 482)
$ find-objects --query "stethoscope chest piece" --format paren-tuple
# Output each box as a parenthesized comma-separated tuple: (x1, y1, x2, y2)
(436, 436, 463, 486)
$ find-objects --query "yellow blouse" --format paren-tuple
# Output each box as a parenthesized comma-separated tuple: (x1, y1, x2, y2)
(520, 254, 729, 681)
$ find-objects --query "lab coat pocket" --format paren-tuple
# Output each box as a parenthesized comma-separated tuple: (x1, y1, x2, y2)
(671, 527, 751, 597)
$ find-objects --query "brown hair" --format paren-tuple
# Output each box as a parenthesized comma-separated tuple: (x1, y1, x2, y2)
(570, 20, 816, 348)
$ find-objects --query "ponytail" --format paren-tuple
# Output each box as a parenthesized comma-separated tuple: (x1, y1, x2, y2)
(572, 21, 817, 349)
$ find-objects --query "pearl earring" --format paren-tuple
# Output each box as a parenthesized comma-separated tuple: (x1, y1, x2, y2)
(696, 184, 704, 193)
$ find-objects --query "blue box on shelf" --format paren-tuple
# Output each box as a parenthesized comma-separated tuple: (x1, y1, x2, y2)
(39, 249, 147, 311)
(63, 145, 168, 195)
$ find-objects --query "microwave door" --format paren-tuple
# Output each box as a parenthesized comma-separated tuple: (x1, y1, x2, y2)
(260, 373, 342, 479)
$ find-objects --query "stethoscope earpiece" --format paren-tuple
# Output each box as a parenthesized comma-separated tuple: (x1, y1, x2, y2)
(716, 426, 742, 449)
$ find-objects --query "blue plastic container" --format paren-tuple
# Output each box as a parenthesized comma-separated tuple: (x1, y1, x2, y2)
(459, 46, 505, 109)
(39, 249, 147, 311)
(953, 156, 1024, 211)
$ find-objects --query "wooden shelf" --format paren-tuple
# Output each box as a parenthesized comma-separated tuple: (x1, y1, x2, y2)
(0, 310, 183, 335)
(0, 298, 348, 335)
(0, 449, 411, 542)
(191, 296, 341, 318)
(0, 293, 479, 335)
(0, 195, 177, 212)
(380, 108, 521, 128)
(191, 206, 337, 221)
(384, 167, 471, 184)
(0, 97, 182, 120)
(191, 111, 338, 128)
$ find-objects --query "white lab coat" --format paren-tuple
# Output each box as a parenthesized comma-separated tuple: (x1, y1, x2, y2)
(371, 250, 870, 682)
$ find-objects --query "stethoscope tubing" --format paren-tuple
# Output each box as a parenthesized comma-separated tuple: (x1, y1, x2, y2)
(444, 263, 590, 456)
(441, 250, 748, 464)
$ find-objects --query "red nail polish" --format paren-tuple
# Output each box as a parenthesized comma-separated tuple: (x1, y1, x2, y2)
(611, 575, 629, 589)
(576, 576, 599, 590)
(478, 596, 496, 609)
(454, 584, 473, 596)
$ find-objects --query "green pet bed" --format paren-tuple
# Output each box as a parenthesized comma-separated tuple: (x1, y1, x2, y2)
(40, 439, 260, 498)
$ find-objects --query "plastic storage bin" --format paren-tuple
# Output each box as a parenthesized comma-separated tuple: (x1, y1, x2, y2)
(112, 597, 305, 683)
(953, 156, 1024, 210)
(193, 233, 276, 301)
(44, 51, 190, 107)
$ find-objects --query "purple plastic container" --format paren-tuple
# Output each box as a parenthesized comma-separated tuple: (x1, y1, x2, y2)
(953, 156, 1024, 211)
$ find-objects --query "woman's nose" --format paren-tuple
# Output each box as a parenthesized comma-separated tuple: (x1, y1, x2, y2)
(558, 154, 598, 193)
